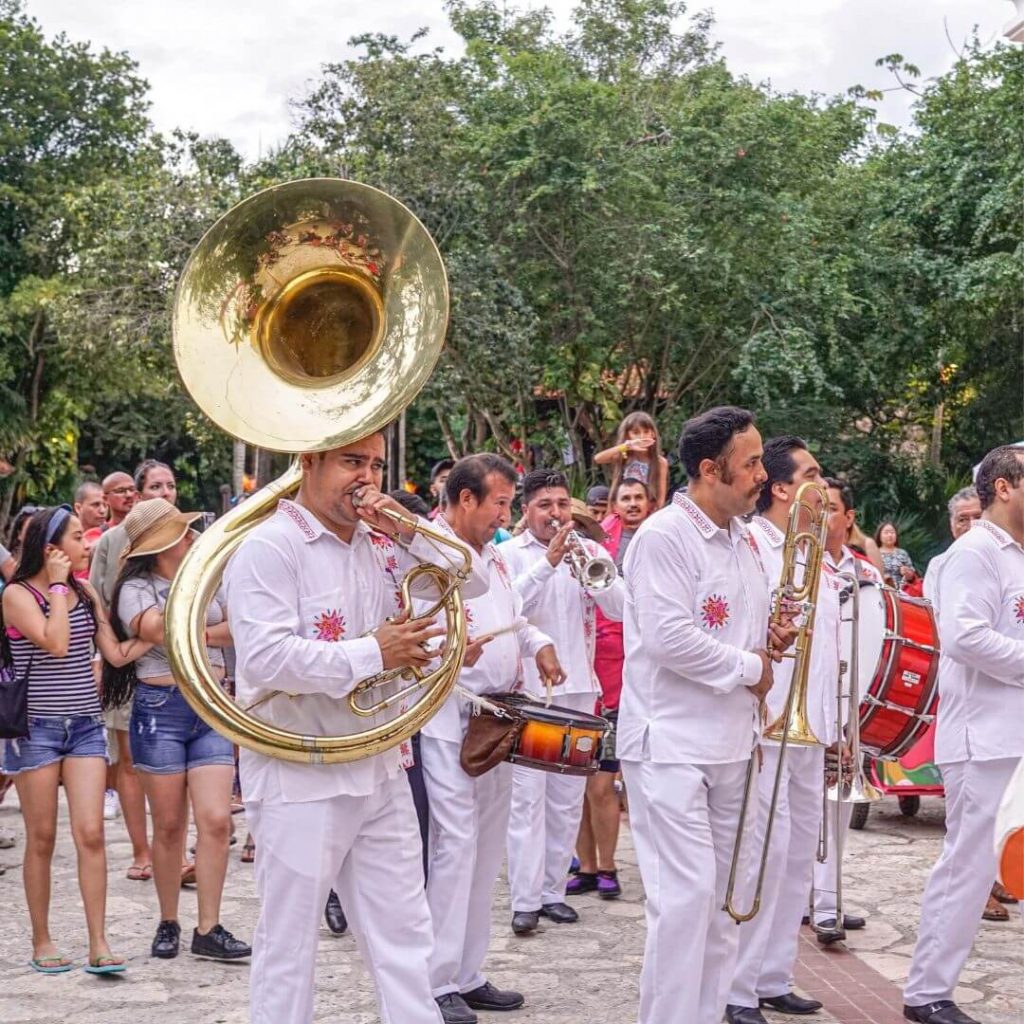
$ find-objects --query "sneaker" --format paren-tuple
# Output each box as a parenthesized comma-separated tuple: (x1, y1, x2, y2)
(0, 824, 16, 849)
(152, 919, 181, 959)
(566, 872, 598, 895)
(435, 993, 478, 1024)
(568, 855, 581, 875)
(597, 870, 621, 899)
(102, 789, 121, 820)
(191, 924, 251, 960)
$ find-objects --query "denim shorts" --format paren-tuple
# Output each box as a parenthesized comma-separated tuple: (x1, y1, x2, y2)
(130, 682, 234, 775)
(2, 714, 109, 775)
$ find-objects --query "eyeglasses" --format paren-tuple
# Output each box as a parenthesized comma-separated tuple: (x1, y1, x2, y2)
(106, 486, 138, 496)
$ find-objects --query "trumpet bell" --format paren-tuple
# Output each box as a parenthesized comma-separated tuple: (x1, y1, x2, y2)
(828, 774, 883, 804)
(173, 178, 448, 452)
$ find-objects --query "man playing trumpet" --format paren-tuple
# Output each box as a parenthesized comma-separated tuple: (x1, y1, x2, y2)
(501, 470, 625, 935)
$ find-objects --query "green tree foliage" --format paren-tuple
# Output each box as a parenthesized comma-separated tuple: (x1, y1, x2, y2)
(0, 0, 1019, 563)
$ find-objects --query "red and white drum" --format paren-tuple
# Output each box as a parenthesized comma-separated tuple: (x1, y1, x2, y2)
(849, 581, 940, 759)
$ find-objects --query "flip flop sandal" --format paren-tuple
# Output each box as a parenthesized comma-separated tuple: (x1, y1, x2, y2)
(240, 842, 256, 864)
(983, 896, 1009, 921)
(180, 863, 197, 886)
(83, 956, 126, 975)
(126, 864, 152, 881)
(30, 956, 73, 974)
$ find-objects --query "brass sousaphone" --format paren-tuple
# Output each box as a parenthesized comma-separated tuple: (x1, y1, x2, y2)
(164, 178, 471, 764)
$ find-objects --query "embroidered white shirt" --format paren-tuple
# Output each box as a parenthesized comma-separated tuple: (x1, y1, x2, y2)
(617, 494, 771, 765)
(501, 530, 624, 699)
(749, 516, 844, 744)
(419, 516, 552, 744)
(225, 499, 483, 802)
(933, 519, 1024, 763)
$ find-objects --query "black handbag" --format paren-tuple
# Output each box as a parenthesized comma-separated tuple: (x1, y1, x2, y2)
(0, 653, 31, 740)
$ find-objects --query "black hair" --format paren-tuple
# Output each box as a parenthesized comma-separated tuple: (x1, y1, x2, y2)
(430, 459, 455, 484)
(1, 507, 95, 672)
(134, 458, 173, 491)
(612, 476, 653, 503)
(975, 445, 1024, 510)
(445, 454, 517, 505)
(388, 490, 431, 518)
(755, 435, 809, 514)
(6, 504, 41, 556)
(100, 552, 159, 710)
(824, 476, 855, 513)
(678, 406, 755, 480)
(521, 469, 569, 505)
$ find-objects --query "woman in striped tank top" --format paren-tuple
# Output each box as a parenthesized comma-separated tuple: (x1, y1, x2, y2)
(1, 506, 150, 975)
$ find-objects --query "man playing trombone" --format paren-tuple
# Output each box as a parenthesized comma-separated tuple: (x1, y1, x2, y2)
(726, 436, 844, 1024)
(501, 469, 625, 936)
(617, 407, 795, 1024)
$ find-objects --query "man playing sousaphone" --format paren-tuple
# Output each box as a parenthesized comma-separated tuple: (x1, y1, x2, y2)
(225, 436, 484, 1024)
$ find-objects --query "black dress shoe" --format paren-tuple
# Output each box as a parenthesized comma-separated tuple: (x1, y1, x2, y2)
(151, 919, 181, 959)
(903, 1001, 980, 1024)
(511, 910, 539, 935)
(436, 992, 478, 1024)
(191, 923, 252, 960)
(760, 992, 824, 1014)
(324, 889, 348, 934)
(813, 919, 847, 945)
(725, 1005, 768, 1024)
(462, 981, 525, 1011)
(539, 901, 579, 923)
(843, 913, 865, 930)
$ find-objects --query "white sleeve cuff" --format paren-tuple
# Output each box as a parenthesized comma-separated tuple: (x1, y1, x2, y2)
(739, 650, 763, 688)
(347, 635, 385, 681)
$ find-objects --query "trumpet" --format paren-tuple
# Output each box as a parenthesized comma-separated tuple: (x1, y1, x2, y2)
(723, 481, 829, 923)
(547, 518, 617, 592)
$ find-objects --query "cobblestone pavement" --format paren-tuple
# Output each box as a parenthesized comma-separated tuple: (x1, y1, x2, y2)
(0, 789, 1020, 1024)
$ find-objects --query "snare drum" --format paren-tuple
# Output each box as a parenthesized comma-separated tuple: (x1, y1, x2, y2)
(489, 695, 609, 776)
(849, 581, 940, 759)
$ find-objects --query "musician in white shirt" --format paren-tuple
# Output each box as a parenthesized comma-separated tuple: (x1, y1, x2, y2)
(812, 477, 883, 936)
(225, 435, 479, 1024)
(903, 445, 1024, 1024)
(418, 454, 565, 1024)
(501, 470, 625, 936)
(727, 437, 843, 1024)
(618, 406, 796, 1024)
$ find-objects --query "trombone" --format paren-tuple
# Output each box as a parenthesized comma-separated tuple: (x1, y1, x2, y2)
(723, 481, 829, 923)
(814, 571, 881, 941)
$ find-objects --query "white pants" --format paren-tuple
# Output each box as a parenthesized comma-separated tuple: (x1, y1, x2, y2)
(904, 757, 1019, 1006)
(729, 744, 824, 1007)
(507, 691, 594, 911)
(420, 735, 513, 998)
(622, 757, 752, 1024)
(246, 773, 441, 1024)
(813, 797, 853, 923)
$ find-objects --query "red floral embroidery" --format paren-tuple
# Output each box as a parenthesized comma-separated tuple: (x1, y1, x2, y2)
(493, 554, 512, 589)
(701, 594, 730, 630)
(1015, 595, 1024, 625)
(368, 532, 394, 549)
(385, 555, 399, 571)
(313, 609, 346, 642)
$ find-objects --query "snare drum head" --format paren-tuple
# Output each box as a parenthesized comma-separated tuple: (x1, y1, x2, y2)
(845, 581, 887, 697)
(519, 700, 606, 730)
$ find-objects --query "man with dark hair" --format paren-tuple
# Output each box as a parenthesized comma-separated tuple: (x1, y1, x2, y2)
(811, 477, 882, 941)
(421, 454, 566, 1024)
(727, 437, 840, 1022)
(429, 459, 455, 516)
(224, 433, 476, 1024)
(502, 469, 625, 935)
(618, 406, 794, 1024)
(586, 484, 610, 521)
(903, 445, 1024, 1024)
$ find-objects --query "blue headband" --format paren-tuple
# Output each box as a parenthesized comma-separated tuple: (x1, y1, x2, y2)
(45, 505, 73, 544)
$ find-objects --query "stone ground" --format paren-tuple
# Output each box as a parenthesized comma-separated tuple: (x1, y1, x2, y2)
(0, 789, 1020, 1024)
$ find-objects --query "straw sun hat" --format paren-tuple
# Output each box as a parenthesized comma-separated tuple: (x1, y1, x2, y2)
(122, 497, 202, 559)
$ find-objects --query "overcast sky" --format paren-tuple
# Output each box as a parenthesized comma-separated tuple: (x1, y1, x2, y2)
(26, 0, 1012, 159)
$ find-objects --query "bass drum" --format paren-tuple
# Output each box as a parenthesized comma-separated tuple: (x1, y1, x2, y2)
(847, 581, 940, 759)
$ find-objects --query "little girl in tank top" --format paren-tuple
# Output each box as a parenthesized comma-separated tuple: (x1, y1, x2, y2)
(594, 412, 669, 507)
